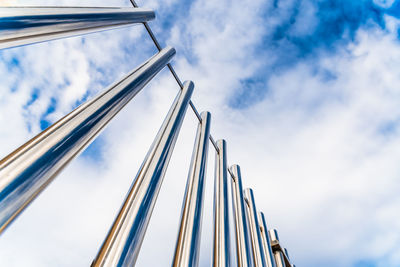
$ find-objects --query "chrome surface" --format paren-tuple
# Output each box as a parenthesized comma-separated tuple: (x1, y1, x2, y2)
(0, 47, 175, 234)
(269, 229, 286, 267)
(230, 165, 253, 267)
(172, 111, 211, 267)
(244, 189, 267, 267)
(92, 80, 194, 267)
(0, 7, 154, 49)
(258, 212, 276, 267)
(213, 139, 231, 267)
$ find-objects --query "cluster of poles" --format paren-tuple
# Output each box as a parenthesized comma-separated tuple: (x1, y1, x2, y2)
(0, 5, 295, 267)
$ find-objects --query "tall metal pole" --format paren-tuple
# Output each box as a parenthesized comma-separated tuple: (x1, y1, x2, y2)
(230, 165, 253, 267)
(269, 229, 286, 267)
(244, 188, 267, 267)
(0, 7, 155, 49)
(172, 111, 211, 267)
(0, 47, 175, 234)
(92, 81, 194, 267)
(213, 139, 231, 267)
(258, 212, 276, 267)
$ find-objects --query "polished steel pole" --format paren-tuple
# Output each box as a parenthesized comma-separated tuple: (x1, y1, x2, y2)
(0, 47, 175, 234)
(269, 229, 286, 267)
(283, 248, 290, 262)
(213, 139, 231, 267)
(0, 7, 155, 49)
(92, 81, 194, 267)
(258, 212, 276, 267)
(230, 165, 253, 267)
(172, 111, 211, 267)
(244, 188, 267, 267)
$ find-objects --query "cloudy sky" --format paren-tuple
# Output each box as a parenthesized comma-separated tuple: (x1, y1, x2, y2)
(1, 0, 400, 266)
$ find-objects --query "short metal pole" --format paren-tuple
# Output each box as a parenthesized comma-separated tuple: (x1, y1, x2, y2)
(269, 229, 286, 267)
(212, 139, 231, 267)
(230, 165, 253, 267)
(257, 212, 276, 267)
(244, 188, 267, 267)
(92, 80, 194, 267)
(0, 47, 175, 234)
(172, 111, 211, 267)
(0, 7, 155, 50)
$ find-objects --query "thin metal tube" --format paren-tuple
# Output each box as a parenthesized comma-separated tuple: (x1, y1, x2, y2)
(0, 7, 154, 50)
(130, 0, 183, 88)
(128, 0, 221, 154)
(92, 80, 194, 267)
(283, 248, 290, 261)
(0, 47, 175, 234)
(269, 229, 286, 267)
(230, 165, 253, 267)
(172, 111, 211, 267)
(244, 188, 267, 267)
(213, 139, 231, 267)
(258, 212, 276, 267)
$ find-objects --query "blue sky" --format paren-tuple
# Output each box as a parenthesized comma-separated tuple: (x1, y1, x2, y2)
(1, 0, 400, 266)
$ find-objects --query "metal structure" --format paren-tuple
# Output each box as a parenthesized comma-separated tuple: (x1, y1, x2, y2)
(0, 3, 295, 267)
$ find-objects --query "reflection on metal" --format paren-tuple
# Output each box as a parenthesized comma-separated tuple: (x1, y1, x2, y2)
(244, 188, 267, 267)
(269, 229, 286, 267)
(0, 47, 175, 234)
(92, 81, 194, 267)
(0, 7, 155, 49)
(172, 111, 211, 267)
(258, 212, 276, 267)
(230, 165, 253, 267)
(213, 139, 231, 267)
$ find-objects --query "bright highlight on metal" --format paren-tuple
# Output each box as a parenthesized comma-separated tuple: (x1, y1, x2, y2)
(0, 46, 175, 234)
(0, 7, 155, 49)
(92, 81, 194, 267)
(230, 165, 253, 267)
(258, 212, 276, 267)
(213, 139, 231, 267)
(244, 188, 267, 267)
(173, 111, 211, 267)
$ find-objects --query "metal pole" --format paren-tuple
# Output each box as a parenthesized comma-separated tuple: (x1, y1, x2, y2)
(244, 188, 267, 267)
(0, 47, 175, 234)
(172, 111, 211, 267)
(212, 139, 231, 267)
(92, 80, 194, 267)
(258, 212, 276, 267)
(230, 165, 253, 267)
(0, 7, 155, 50)
(269, 229, 286, 267)
(283, 248, 290, 262)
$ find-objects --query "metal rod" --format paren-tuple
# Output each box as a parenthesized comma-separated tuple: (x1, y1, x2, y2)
(172, 111, 211, 267)
(130, 0, 183, 88)
(129, 0, 221, 154)
(213, 139, 231, 267)
(0, 47, 175, 234)
(269, 229, 286, 267)
(92, 80, 194, 267)
(244, 188, 267, 267)
(230, 165, 253, 267)
(258, 212, 276, 267)
(0, 7, 155, 50)
(283, 248, 290, 262)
